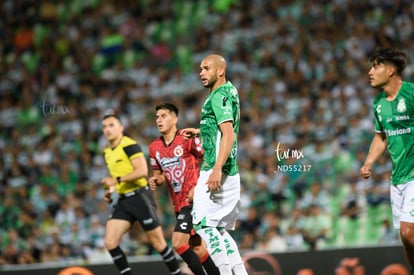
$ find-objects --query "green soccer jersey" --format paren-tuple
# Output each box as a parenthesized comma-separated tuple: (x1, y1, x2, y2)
(200, 81, 240, 175)
(373, 81, 414, 184)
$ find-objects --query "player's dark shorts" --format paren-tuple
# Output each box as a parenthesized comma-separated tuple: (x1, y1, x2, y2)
(174, 205, 195, 234)
(175, 205, 203, 247)
(111, 186, 160, 231)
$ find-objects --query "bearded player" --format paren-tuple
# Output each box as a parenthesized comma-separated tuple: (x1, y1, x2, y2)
(182, 54, 248, 275)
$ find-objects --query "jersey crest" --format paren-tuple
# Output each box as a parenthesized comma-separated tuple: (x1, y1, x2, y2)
(174, 145, 184, 157)
(397, 98, 407, 113)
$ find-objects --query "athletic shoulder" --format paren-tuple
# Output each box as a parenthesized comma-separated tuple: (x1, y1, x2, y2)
(216, 82, 239, 104)
(120, 136, 144, 157)
(402, 81, 414, 95)
(175, 130, 193, 148)
(103, 138, 134, 154)
(149, 136, 164, 146)
(373, 92, 386, 105)
(176, 130, 188, 140)
(403, 81, 414, 87)
(120, 136, 137, 146)
(149, 136, 164, 151)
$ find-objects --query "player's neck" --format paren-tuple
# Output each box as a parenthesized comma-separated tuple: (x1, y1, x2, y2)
(384, 78, 403, 101)
(163, 129, 177, 145)
(110, 135, 123, 148)
(210, 78, 226, 93)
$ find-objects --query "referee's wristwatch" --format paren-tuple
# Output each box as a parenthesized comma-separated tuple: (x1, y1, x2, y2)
(116, 176, 121, 183)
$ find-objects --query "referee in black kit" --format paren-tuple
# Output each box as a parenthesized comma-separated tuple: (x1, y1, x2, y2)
(100, 110, 185, 275)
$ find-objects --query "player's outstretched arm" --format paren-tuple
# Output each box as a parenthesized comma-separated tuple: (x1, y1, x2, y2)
(181, 128, 200, 139)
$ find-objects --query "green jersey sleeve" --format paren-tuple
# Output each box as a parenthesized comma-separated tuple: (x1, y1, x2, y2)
(211, 88, 234, 125)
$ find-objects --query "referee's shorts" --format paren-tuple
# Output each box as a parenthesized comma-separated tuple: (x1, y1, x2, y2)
(111, 186, 160, 231)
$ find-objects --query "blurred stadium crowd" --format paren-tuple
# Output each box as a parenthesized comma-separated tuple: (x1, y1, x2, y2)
(1, 0, 414, 267)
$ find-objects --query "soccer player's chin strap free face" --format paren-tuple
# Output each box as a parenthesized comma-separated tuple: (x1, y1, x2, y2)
(103, 117, 124, 144)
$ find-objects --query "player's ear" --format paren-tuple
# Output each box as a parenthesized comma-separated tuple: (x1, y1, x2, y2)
(217, 67, 225, 78)
(387, 64, 396, 77)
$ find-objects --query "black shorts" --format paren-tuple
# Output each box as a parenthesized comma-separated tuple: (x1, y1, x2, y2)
(111, 187, 160, 231)
(174, 205, 202, 247)
(174, 205, 195, 234)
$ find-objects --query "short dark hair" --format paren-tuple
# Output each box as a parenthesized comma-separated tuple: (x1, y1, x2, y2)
(155, 102, 179, 115)
(102, 109, 121, 121)
(369, 48, 408, 75)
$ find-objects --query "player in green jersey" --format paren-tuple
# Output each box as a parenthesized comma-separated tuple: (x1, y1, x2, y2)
(360, 48, 414, 274)
(183, 54, 248, 275)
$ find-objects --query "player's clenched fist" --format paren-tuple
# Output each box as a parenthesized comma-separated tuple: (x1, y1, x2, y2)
(360, 164, 372, 179)
(149, 174, 166, 190)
